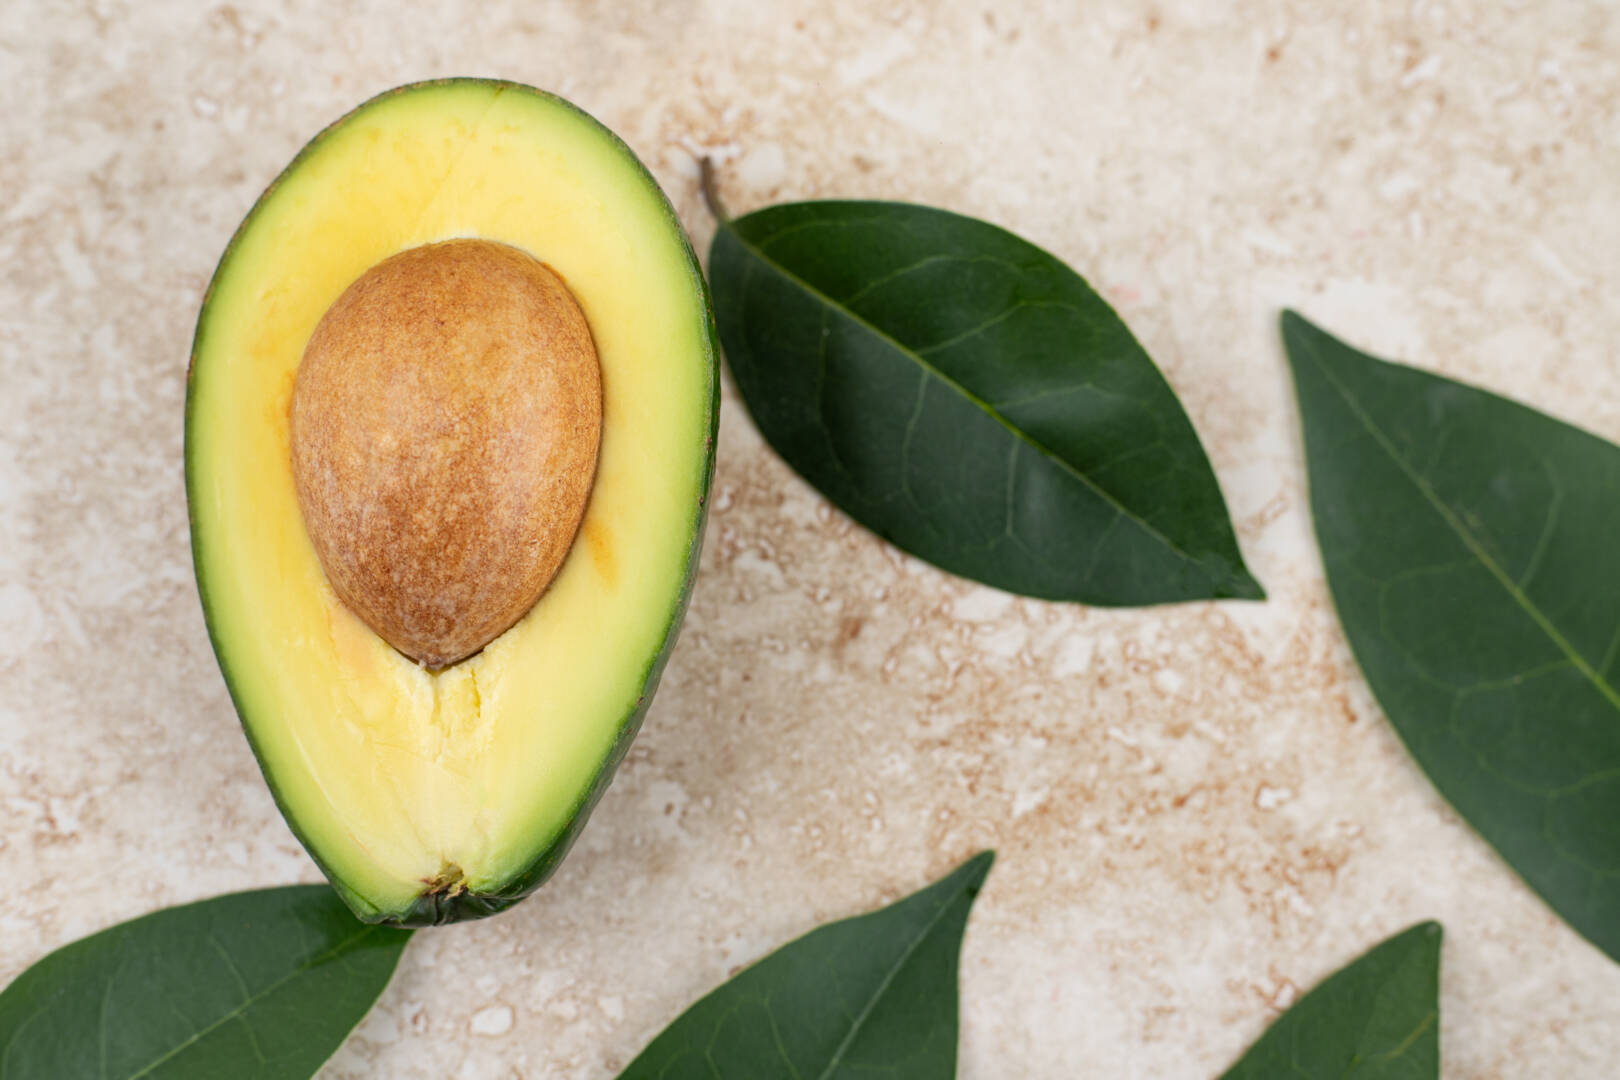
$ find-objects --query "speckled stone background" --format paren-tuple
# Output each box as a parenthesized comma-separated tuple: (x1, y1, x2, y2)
(3, 1, 1619, 1076)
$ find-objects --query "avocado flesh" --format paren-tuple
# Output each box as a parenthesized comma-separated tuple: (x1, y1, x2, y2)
(186, 80, 717, 925)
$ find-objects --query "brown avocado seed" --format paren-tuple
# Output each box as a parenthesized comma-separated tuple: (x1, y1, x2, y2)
(289, 238, 602, 668)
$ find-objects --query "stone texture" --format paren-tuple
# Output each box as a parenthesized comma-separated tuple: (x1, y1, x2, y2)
(2, 1, 1618, 1077)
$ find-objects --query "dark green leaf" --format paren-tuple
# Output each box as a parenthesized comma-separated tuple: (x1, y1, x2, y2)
(0, 886, 412, 1079)
(618, 851, 993, 1080)
(1221, 922, 1441, 1079)
(1285, 311, 1620, 962)
(708, 198, 1261, 605)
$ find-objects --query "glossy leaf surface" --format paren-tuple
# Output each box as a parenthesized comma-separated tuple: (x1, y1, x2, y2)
(1286, 310, 1620, 961)
(0, 886, 412, 1079)
(618, 852, 993, 1080)
(709, 200, 1261, 605)
(1221, 922, 1441, 1079)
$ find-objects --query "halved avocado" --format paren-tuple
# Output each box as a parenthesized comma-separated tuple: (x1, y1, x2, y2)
(186, 80, 717, 926)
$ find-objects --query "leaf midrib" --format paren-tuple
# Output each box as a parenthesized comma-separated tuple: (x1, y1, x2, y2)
(121, 924, 391, 1080)
(721, 222, 1226, 583)
(1344, 929, 1436, 1077)
(1295, 327, 1620, 716)
(813, 879, 971, 1079)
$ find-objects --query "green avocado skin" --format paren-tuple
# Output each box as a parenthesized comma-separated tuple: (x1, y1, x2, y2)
(186, 79, 720, 928)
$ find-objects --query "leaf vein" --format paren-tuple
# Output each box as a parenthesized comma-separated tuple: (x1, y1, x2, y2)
(813, 890, 967, 1079)
(123, 925, 387, 1080)
(840, 253, 1019, 307)
(725, 225, 1219, 578)
(1299, 334, 1620, 717)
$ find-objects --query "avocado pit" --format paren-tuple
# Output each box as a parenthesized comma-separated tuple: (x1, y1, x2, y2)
(290, 238, 601, 668)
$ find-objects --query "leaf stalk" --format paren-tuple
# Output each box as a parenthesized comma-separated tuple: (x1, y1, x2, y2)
(699, 156, 730, 226)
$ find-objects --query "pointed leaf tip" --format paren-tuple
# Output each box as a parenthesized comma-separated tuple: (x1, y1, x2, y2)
(1227, 569, 1267, 602)
(1279, 308, 1326, 362)
(1220, 921, 1443, 1079)
(955, 849, 996, 890)
(617, 853, 995, 1080)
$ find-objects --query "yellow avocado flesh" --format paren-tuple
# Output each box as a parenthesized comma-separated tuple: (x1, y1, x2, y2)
(188, 82, 714, 920)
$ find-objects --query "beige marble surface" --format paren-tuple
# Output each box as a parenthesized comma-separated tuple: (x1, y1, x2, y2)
(4, 1, 1620, 1076)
